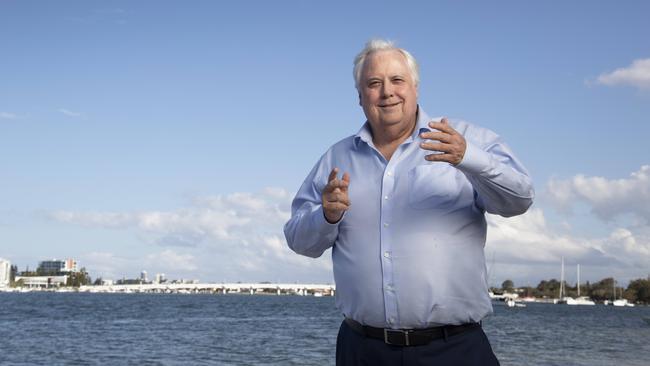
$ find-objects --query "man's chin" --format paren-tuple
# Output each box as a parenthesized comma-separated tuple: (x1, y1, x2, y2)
(378, 116, 406, 126)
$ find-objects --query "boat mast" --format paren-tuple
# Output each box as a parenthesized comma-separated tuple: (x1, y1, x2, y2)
(559, 257, 565, 299)
(577, 264, 580, 297)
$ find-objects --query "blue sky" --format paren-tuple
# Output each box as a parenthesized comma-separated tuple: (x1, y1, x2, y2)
(1, 1, 649, 287)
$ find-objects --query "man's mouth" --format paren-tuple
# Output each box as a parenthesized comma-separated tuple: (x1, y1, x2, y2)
(379, 102, 401, 108)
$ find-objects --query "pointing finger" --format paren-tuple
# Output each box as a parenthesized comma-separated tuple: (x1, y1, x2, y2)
(328, 168, 339, 183)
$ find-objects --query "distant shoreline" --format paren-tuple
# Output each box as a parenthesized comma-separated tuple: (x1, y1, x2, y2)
(0, 282, 336, 296)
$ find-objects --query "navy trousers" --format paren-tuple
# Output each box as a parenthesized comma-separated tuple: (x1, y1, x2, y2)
(336, 320, 500, 366)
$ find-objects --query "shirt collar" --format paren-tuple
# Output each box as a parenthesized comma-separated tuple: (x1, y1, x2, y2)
(354, 106, 434, 148)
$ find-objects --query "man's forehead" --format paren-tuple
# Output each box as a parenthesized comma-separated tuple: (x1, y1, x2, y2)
(362, 50, 409, 74)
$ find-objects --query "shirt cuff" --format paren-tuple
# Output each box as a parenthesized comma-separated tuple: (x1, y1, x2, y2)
(456, 141, 491, 175)
(315, 206, 343, 233)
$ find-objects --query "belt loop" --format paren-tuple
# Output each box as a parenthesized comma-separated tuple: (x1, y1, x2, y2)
(442, 326, 448, 342)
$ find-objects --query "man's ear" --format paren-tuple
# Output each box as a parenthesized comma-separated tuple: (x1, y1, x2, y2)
(358, 93, 362, 106)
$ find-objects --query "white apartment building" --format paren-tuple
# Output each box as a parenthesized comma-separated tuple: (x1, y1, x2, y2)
(0, 258, 10, 287)
(15, 275, 68, 288)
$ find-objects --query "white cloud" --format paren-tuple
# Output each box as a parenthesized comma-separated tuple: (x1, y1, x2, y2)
(59, 108, 82, 117)
(1, 112, 18, 120)
(80, 250, 199, 280)
(79, 252, 133, 279)
(482, 165, 650, 285)
(55, 174, 650, 285)
(547, 165, 650, 222)
(146, 250, 197, 272)
(51, 188, 332, 282)
(487, 209, 613, 266)
(52, 211, 133, 228)
(486, 208, 650, 286)
(601, 227, 650, 265)
(596, 58, 650, 89)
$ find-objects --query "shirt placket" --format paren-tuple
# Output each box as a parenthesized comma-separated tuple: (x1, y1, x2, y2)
(380, 161, 398, 328)
(379, 139, 415, 328)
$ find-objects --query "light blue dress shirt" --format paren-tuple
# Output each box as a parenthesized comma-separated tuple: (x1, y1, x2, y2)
(284, 107, 534, 329)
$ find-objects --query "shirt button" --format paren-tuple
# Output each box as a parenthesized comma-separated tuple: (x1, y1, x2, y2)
(387, 172, 393, 177)
(383, 223, 389, 228)
(383, 251, 390, 258)
(386, 284, 393, 291)
(384, 195, 389, 200)
(389, 317, 395, 324)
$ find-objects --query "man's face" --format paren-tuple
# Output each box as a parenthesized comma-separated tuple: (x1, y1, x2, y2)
(359, 50, 418, 132)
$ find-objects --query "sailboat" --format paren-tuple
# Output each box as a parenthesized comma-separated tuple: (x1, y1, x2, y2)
(555, 259, 595, 305)
(566, 264, 595, 306)
(612, 282, 635, 307)
(555, 257, 569, 304)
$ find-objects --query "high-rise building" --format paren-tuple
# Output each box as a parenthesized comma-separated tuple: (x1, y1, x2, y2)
(0, 258, 10, 287)
(140, 270, 148, 283)
(154, 273, 165, 284)
(37, 259, 78, 274)
(63, 259, 77, 272)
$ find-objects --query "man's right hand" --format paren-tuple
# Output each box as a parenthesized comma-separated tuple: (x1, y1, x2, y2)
(322, 168, 351, 224)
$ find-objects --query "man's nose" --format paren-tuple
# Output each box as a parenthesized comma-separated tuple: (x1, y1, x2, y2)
(381, 82, 394, 97)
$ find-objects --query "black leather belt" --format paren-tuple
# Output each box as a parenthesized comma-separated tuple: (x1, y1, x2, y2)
(344, 318, 480, 347)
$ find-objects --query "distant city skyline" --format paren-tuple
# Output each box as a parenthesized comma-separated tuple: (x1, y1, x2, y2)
(4, 254, 646, 288)
(1, 1, 649, 286)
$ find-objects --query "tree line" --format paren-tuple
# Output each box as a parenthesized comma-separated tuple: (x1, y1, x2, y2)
(493, 277, 650, 304)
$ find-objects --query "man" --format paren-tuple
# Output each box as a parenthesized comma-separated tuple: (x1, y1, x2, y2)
(284, 39, 533, 365)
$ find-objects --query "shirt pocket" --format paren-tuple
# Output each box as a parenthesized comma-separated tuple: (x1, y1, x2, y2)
(407, 165, 463, 210)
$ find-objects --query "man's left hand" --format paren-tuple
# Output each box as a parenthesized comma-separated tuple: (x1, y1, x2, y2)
(419, 118, 466, 165)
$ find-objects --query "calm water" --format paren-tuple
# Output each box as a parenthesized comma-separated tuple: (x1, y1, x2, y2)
(1, 293, 649, 365)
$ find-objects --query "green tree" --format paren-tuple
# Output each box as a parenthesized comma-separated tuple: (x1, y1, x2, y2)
(627, 278, 650, 304)
(536, 279, 561, 298)
(66, 268, 92, 287)
(518, 286, 540, 298)
(588, 277, 616, 301)
(9, 265, 17, 285)
(501, 279, 514, 292)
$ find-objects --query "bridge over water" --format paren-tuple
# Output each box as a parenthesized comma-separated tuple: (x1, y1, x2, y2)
(79, 283, 336, 296)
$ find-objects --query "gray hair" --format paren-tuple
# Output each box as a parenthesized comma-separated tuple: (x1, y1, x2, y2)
(353, 39, 420, 90)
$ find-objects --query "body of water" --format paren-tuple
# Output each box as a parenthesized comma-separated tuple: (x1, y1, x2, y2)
(1, 293, 649, 365)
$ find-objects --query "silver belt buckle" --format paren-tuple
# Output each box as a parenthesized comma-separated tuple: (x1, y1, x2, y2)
(384, 328, 410, 346)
